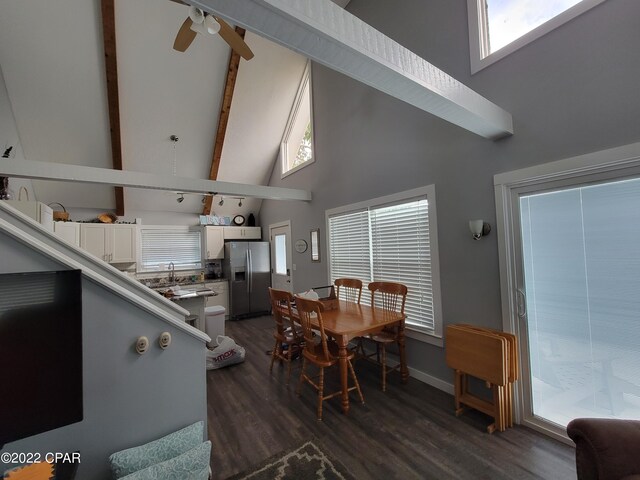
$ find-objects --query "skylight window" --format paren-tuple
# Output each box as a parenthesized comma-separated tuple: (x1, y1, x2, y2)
(468, 0, 607, 73)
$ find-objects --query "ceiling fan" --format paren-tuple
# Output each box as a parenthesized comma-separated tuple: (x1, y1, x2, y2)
(172, 5, 254, 60)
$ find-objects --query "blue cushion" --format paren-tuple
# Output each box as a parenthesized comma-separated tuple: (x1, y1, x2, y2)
(109, 421, 204, 478)
(119, 441, 211, 480)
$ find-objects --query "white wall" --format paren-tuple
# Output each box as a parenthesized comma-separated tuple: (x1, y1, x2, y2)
(0, 66, 35, 202)
(259, 0, 640, 384)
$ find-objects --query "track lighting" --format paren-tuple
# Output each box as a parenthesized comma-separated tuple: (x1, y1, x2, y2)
(177, 193, 185, 203)
(218, 197, 224, 206)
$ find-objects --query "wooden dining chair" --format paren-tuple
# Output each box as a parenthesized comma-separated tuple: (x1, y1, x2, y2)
(294, 295, 364, 420)
(334, 278, 363, 304)
(268, 287, 304, 384)
(364, 281, 408, 392)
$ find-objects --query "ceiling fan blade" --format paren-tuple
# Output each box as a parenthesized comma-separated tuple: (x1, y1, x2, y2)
(215, 16, 254, 60)
(173, 17, 197, 52)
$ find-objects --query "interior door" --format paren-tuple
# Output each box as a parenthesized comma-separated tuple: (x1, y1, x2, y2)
(510, 175, 640, 438)
(269, 222, 292, 292)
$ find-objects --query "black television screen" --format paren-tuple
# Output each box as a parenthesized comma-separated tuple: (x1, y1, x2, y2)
(0, 270, 83, 446)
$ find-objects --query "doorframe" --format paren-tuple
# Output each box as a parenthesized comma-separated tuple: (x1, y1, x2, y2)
(494, 141, 640, 442)
(269, 220, 293, 290)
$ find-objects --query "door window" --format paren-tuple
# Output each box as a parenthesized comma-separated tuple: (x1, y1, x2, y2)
(274, 234, 287, 275)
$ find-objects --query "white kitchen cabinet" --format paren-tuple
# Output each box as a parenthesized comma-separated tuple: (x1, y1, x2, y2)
(203, 226, 224, 260)
(205, 281, 229, 318)
(223, 226, 261, 240)
(80, 224, 136, 263)
(53, 221, 80, 246)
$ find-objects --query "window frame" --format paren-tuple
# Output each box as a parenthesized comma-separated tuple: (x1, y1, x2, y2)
(137, 225, 203, 273)
(468, 0, 608, 74)
(325, 185, 444, 346)
(281, 60, 315, 178)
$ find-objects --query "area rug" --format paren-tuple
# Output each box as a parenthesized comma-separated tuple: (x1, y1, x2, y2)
(226, 441, 355, 480)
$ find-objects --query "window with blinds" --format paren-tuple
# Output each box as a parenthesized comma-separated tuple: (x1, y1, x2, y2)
(139, 227, 202, 271)
(328, 210, 372, 285)
(327, 186, 442, 337)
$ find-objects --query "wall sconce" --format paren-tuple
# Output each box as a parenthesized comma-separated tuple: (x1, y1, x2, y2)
(177, 193, 185, 203)
(218, 197, 224, 206)
(238, 198, 243, 207)
(469, 219, 491, 240)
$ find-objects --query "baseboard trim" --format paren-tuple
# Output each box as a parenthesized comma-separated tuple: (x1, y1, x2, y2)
(407, 366, 454, 395)
(360, 344, 454, 395)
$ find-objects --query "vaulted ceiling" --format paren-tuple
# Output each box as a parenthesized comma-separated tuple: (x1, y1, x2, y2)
(0, 0, 312, 217)
(1, 0, 512, 220)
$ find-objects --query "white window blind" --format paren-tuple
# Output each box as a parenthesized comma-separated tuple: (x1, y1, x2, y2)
(329, 210, 372, 286)
(370, 199, 434, 332)
(328, 191, 440, 335)
(140, 228, 202, 271)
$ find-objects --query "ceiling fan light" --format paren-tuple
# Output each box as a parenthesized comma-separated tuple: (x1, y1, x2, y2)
(190, 22, 208, 35)
(188, 7, 205, 24)
(204, 15, 220, 35)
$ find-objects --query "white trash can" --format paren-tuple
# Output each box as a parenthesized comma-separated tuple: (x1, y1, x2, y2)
(205, 305, 226, 348)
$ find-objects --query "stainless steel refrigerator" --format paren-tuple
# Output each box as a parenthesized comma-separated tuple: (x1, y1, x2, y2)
(223, 241, 271, 319)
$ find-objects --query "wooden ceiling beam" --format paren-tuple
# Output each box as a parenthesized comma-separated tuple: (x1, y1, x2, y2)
(101, 0, 125, 216)
(202, 27, 246, 215)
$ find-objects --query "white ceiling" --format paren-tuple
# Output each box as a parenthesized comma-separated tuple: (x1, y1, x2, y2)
(0, 0, 308, 217)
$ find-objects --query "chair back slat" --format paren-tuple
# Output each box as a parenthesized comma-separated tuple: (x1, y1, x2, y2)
(295, 296, 330, 361)
(334, 278, 363, 304)
(368, 281, 408, 314)
(269, 288, 297, 336)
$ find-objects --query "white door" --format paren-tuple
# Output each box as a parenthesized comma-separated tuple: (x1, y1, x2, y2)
(269, 221, 292, 292)
(497, 155, 640, 441)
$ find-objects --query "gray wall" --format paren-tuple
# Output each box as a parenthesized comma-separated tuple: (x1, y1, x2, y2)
(0, 232, 207, 479)
(259, 0, 640, 383)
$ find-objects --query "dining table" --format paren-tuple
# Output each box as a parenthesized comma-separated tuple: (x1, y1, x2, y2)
(290, 298, 409, 414)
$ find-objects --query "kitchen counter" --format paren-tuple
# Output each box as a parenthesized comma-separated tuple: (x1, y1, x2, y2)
(169, 289, 216, 301)
(153, 286, 217, 301)
(140, 277, 227, 290)
(149, 286, 218, 333)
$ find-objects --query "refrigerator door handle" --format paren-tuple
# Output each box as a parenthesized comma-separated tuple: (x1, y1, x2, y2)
(248, 248, 253, 293)
(246, 250, 251, 294)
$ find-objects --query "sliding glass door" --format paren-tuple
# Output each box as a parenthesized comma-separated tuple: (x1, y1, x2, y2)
(495, 146, 640, 440)
(519, 177, 640, 432)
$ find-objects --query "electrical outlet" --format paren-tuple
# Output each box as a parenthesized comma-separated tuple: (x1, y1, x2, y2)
(159, 332, 172, 349)
(135, 336, 149, 355)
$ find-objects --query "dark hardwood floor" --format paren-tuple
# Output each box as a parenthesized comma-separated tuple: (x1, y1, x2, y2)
(207, 315, 576, 479)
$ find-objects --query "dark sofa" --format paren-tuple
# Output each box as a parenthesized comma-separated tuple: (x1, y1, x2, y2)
(567, 418, 640, 480)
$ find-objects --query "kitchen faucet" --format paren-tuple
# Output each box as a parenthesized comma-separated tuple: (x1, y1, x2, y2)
(168, 262, 175, 284)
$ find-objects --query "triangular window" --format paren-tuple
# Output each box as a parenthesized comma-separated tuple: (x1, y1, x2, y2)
(281, 61, 314, 177)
